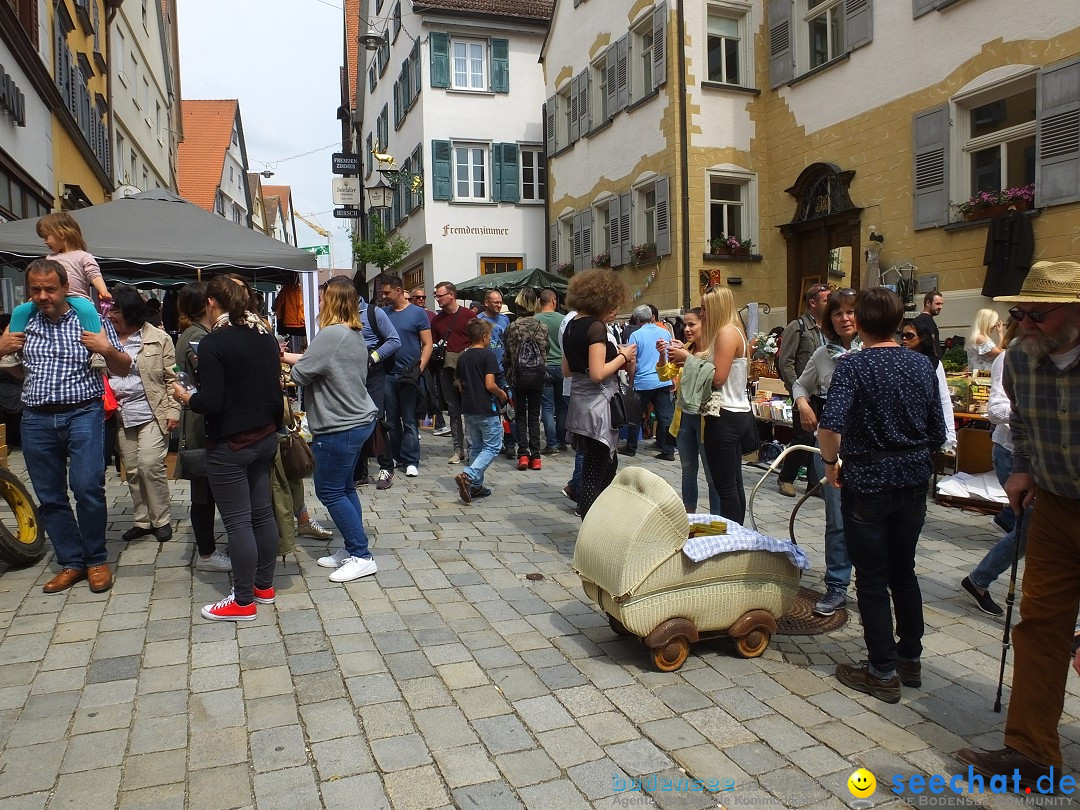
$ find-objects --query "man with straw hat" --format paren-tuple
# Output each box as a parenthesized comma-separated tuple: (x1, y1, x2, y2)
(957, 261, 1080, 788)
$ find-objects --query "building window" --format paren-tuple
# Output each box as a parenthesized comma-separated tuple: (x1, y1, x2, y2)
(141, 78, 149, 112)
(116, 29, 127, 84)
(640, 187, 657, 245)
(452, 39, 486, 90)
(403, 265, 423, 291)
(231, 126, 238, 146)
(560, 215, 574, 266)
(130, 54, 139, 105)
(802, 0, 844, 71)
(707, 7, 744, 85)
(594, 204, 611, 260)
(592, 54, 609, 123)
(632, 17, 653, 100)
(233, 205, 242, 224)
(481, 257, 523, 275)
(709, 176, 745, 243)
(454, 144, 487, 201)
(963, 84, 1036, 198)
(142, 168, 148, 189)
(130, 151, 137, 185)
(116, 132, 126, 182)
(215, 192, 225, 216)
(141, 0, 148, 30)
(520, 148, 545, 202)
(557, 86, 571, 150)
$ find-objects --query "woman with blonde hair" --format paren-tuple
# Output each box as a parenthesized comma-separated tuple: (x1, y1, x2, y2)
(698, 285, 752, 523)
(288, 281, 381, 583)
(966, 308, 1003, 372)
(562, 269, 635, 518)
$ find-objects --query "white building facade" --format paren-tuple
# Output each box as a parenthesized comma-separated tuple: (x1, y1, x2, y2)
(356, 0, 552, 295)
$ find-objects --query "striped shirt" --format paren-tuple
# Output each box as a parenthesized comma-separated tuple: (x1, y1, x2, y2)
(20, 308, 122, 408)
(1004, 345, 1080, 500)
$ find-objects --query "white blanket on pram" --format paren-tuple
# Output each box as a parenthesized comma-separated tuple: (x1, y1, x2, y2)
(683, 514, 811, 571)
(935, 472, 1007, 504)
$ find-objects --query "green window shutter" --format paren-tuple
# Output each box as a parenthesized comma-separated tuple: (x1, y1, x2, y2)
(500, 143, 519, 203)
(432, 140, 452, 200)
(491, 38, 509, 93)
(491, 143, 503, 202)
(430, 32, 449, 88)
(393, 79, 401, 128)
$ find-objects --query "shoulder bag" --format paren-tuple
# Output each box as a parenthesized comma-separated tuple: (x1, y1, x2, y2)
(174, 408, 207, 480)
(609, 377, 642, 428)
(279, 408, 315, 479)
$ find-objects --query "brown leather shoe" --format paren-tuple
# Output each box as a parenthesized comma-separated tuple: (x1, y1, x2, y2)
(897, 658, 921, 688)
(87, 564, 113, 593)
(42, 568, 87, 593)
(956, 746, 1053, 790)
(835, 661, 900, 704)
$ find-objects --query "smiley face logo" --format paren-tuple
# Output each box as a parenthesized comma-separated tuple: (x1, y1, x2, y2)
(847, 768, 876, 799)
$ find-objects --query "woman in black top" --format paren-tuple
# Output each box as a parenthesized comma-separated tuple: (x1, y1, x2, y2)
(562, 269, 635, 518)
(172, 275, 284, 622)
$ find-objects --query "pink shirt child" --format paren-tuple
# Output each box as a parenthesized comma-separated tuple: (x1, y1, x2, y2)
(46, 250, 102, 300)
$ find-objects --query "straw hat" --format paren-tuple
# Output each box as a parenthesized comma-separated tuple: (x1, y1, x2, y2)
(994, 261, 1080, 304)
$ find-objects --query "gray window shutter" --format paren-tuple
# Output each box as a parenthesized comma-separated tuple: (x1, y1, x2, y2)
(652, 2, 667, 90)
(913, 104, 950, 230)
(654, 175, 670, 256)
(549, 223, 559, 272)
(545, 96, 556, 155)
(429, 32, 449, 88)
(618, 191, 632, 260)
(577, 70, 590, 135)
(912, 0, 938, 19)
(365, 133, 373, 176)
(581, 208, 593, 265)
(569, 75, 580, 143)
(608, 196, 622, 266)
(491, 38, 509, 93)
(412, 39, 422, 100)
(768, 0, 793, 89)
(616, 35, 630, 112)
(572, 212, 584, 272)
(605, 44, 618, 121)
(432, 140, 453, 200)
(845, 0, 872, 52)
(1036, 56, 1080, 207)
(500, 143, 519, 203)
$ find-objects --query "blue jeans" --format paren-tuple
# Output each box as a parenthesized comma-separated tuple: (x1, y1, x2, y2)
(811, 452, 850, 588)
(313, 422, 377, 559)
(675, 414, 721, 514)
(991, 442, 1017, 532)
(569, 447, 584, 494)
(463, 415, 503, 489)
(841, 484, 927, 676)
(541, 365, 567, 448)
(971, 498, 1031, 590)
(384, 372, 420, 467)
(625, 386, 675, 453)
(22, 401, 107, 570)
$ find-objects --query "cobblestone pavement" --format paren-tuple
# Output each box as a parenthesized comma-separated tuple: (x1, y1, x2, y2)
(0, 433, 1077, 810)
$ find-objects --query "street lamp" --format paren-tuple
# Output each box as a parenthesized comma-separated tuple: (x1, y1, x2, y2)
(359, 22, 385, 51)
(365, 175, 393, 210)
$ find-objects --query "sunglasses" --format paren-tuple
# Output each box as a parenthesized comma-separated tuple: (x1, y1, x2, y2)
(411, 295, 426, 301)
(1008, 304, 1066, 324)
(900, 332, 918, 340)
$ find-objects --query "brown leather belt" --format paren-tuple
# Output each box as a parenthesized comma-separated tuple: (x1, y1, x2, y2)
(29, 398, 99, 414)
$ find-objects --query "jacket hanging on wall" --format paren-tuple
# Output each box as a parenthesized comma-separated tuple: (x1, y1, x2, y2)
(981, 210, 1034, 298)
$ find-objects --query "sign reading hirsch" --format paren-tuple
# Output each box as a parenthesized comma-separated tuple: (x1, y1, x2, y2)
(331, 153, 360, 175)
(334, 207, 362, 219)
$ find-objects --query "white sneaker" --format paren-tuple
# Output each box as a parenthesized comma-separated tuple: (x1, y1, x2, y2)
(329, 556, 378, 582)
(433, 426, 451, 437)
(405, 465, 419, 477)
(448, 451, 461, 464)
(317, 548, 351, 568)
(194, 550, 232, 572)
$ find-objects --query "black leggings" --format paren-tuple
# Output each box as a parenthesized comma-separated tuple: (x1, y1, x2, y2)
(514, 388, 543, 459)
(578, 435, 618, 519)
(702, 411, 746, 524)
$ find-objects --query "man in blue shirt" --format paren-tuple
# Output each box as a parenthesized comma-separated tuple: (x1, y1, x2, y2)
(379, 274, 432, 477)
(623, 304, 676, 460)
(0, 259, 130, 594)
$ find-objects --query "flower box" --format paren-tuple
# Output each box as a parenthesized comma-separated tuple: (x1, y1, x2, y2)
(961, 197, 1033, 221)
(955, 184, 1035, 221)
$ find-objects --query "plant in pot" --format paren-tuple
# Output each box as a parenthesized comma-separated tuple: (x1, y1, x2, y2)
(557, 261, 575, 278)
(710, 234, 755, 255)
(629, 242, 657, 266)
(954, 183, 1035, 221)
(592, 252, 611, 268)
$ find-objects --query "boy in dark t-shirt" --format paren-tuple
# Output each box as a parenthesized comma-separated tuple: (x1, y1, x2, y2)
(453, 319, 508, 504)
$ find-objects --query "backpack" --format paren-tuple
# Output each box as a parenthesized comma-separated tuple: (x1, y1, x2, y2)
(514, 334, 546, 390)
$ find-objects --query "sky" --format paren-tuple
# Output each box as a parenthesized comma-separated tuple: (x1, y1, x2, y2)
(177, 0, 354, 271)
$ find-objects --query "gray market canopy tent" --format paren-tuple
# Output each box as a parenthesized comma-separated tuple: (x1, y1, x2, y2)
(0, 189, 316, 283)
(454, 268, 568, 303)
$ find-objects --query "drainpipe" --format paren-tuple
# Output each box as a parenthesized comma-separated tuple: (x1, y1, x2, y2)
(104, 0, 124, 193)
(675, 0, 690, 311)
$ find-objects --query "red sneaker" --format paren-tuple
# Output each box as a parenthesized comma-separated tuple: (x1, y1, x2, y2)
(254, 585, 275, 604)
(517, 455, 529, 470)
(201, 593, 256, 622)
(529, 457, 542, 470)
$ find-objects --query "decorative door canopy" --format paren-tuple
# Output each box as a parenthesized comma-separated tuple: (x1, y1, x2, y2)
(784, 162, 858, 224)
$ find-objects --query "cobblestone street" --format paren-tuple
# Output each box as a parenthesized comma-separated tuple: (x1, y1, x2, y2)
(0, 434, 1076, 810)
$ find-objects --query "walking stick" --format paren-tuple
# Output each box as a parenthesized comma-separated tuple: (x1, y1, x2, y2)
(994, 507, 1025, 713)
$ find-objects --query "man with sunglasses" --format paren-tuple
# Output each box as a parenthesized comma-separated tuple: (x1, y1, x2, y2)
(777, 283, 830, 497)
(957, 261, 1080, 789)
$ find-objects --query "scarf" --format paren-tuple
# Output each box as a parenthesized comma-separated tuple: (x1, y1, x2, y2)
(826, 335, 862, 361)
(212, 311, 273, 335)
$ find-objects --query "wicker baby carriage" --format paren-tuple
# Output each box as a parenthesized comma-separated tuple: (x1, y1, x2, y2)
(573, 467, 801, 671)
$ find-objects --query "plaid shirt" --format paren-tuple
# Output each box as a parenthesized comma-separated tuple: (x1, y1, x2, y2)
(1004, 346, 1080, 500)
(20, 308, 122, 408)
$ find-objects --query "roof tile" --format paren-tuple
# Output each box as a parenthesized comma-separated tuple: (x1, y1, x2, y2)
(177, 99, 238, 212)
(414, 0, 552, 21)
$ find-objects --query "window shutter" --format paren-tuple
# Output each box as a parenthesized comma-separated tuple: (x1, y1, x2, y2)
(654, 176, 670, 256)
(432, 140, 452, 200)
(393, 79, 401, 128)
(491, 38, 509, 93)
(652, 2, 667, 90)
(580, 208, 593, 265)
(491, 143, 503, 202)
(577, 70, 590, 135)
(845, 0, 872, 52)
(549, 223, 559, 272)
(912, 0, 938, 18)
(401, 61, 411, 109)
(545, 96, 556, 155)
(616, 35, 630, 112)
(500, 143, 519, 203)
(608, 195, 622, 266)
(768, 0, 793, 89)
(605, 44, 618, 120)
(366, 133, 373, 176)
(572, 212, 584, 271)
(413, 145, 424, 209)
(412, 39, 422, 101)
(618, 191, 632, 262)
(1036, 56, 1080, 207)
(912, 104, 950, 230)
(429, 32, 449, 88)
(569, 76, 580, 143)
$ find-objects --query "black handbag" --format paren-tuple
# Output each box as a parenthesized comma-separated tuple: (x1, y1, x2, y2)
(739, 410, 762, 455)
(609, 379, 642, 428)
(174, 409, 207, 480)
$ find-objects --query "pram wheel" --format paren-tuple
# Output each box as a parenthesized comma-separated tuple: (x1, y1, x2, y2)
(608, 615, 633, 637)
(651, 636, 691, 672)
(734, 628, 771, 658)
(730, 609, 777, 659)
